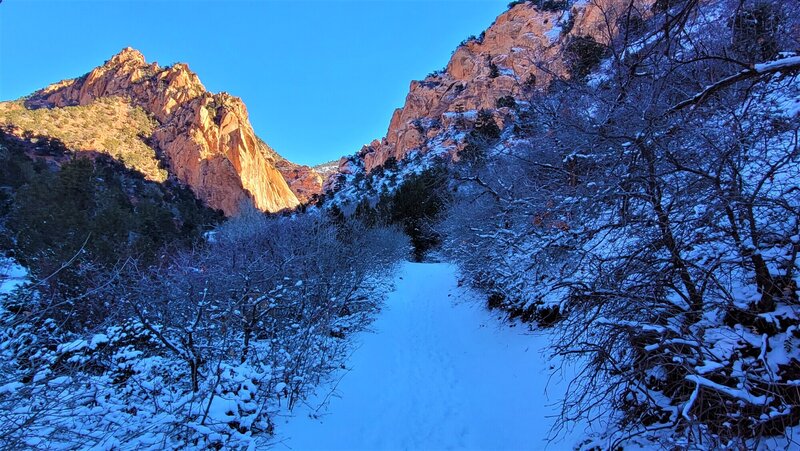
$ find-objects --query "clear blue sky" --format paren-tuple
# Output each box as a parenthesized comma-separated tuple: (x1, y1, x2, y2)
(0, 0, 507, 166)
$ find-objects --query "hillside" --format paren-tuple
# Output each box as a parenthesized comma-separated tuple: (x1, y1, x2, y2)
(0, 97, 166, 181)
(322, 0, 654, 210)
(257, 137, 325, 204)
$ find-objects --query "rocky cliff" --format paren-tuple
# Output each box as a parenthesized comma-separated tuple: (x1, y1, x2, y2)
(257, 137, 324, 204)
(23, 48, 306, 216)
(346, 0, 648, 173)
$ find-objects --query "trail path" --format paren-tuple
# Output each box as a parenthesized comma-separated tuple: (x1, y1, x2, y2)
(278, 262, 586, 450)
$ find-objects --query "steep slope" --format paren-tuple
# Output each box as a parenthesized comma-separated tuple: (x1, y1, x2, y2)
(332, 0, 647, 175)
(10, 48, 303, 215)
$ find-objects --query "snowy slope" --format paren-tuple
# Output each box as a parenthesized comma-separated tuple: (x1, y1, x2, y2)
(275, 262, 591, 450)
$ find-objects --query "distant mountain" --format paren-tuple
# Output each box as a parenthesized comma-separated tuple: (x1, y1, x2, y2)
(1, 48, 322, 215)
(312, 159, 341, 178)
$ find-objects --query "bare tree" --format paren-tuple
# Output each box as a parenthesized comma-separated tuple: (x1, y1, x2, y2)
(442, 0, 800, 447)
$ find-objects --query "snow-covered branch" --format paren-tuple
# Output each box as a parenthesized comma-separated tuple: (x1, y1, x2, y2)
(669, 56, 800, 113)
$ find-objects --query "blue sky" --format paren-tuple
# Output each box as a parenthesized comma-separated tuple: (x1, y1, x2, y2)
(0, 0, 507, 165)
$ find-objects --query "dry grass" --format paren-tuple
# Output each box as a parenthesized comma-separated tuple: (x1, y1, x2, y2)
(0, 97, 167, 181)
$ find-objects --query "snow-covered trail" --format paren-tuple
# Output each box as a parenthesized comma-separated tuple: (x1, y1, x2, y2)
(277, 262, 585, 450)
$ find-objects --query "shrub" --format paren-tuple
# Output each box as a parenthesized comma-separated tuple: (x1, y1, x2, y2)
(460, 35, 478, 47)
(0, 131, 220, 315)
(511, 0, 568, 11)
(474, 109, 501, 140)
(489, 62, 500, 78)
(382, 156, 398, 171)
(496, 95, 517, 109)
(0, 212, 407, 447)
(616, 11, 646, 37)
(426, 69, 445, 79)
(652, 0, 675, 14)
(565, 35, 608, 79)
(538, 0, 568, 11)
(458, 110, 502, 165)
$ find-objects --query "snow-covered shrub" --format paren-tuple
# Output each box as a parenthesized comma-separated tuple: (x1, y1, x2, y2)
(0, 212, 407, 448)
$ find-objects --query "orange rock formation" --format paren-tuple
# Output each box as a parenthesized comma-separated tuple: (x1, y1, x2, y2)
(27, 48, 302, 216)
(353, 0, 647, 172)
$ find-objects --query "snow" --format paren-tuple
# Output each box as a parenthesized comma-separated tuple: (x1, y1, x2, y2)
(762, 63, 800, 118)
(276, 262, 590, 450)
(90, 334, 109, 347)
(499, 67, 516, 77)
(753, 56, 800, 73)
(544, 25, 562, 43)
(685, 375, 768, 405)
(0, 258, 27, 294)
(58, 339, 89, 354)
(0, 382, 23, 394)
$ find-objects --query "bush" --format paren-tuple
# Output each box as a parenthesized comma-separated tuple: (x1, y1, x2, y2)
(510, 0, 568, 11)
(496, 95, 517, 109)
(460, 35, 478, 47)
(426, 69, 445, 79)
(0, 212, 407, 447)
(538, 0, 568, 11)
(616, 11, 646, 37)
(489, 62, 500, 78)
(458, 110, 502, 165)
(652, 0, 678, 14)
(565, 35, 607, 79)
(474, 109, 501, 140)
(0, 131, 220, 319)
(382, 156, 398, 171)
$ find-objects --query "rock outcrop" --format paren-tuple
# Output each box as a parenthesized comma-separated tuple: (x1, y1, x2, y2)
(354, 0, 647, 172)
(256, 138, 324, 204)
(274, 161, 324, 204)
(26, 48, 302, 216)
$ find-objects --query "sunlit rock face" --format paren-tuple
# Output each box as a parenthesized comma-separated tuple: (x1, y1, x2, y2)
(28, 47, 301, 216)
(274, 161, 324, 205)
(259, 140, 325, 204)
(355, 0, 649, 172)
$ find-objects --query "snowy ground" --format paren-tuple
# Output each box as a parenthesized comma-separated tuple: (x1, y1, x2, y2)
(275, 262, 591, 450)
(0, 257, 27, 294)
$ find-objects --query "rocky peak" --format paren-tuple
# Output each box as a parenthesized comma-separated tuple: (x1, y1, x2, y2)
(26, 48, 301, 216)
(352, 0, 649, 173)
(107, 47, 146, 66)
